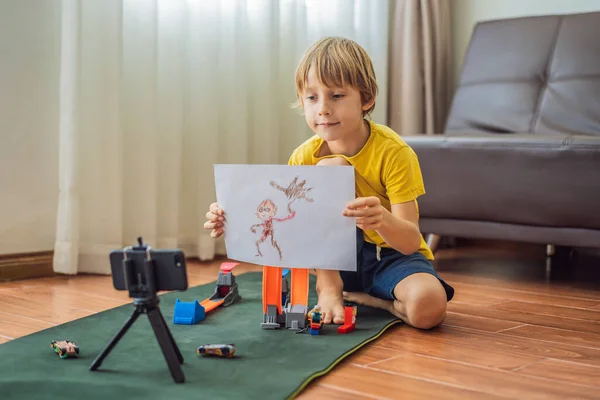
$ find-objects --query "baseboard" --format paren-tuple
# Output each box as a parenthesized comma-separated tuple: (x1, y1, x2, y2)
(0, 251, 55, 282)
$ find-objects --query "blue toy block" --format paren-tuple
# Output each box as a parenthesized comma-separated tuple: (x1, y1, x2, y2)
(173, 298, 206, 324)
(281, 269, 290, 307)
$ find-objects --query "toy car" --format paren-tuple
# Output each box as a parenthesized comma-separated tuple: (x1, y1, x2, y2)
(196, 343, 236, 358)
(51, 340, 79, 359)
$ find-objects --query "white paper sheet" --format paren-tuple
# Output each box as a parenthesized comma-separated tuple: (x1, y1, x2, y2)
(214, 164, 357, 271)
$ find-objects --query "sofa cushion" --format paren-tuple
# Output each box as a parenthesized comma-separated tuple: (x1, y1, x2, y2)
(446, 12, 600, 136)
(404, 134, 600, 229)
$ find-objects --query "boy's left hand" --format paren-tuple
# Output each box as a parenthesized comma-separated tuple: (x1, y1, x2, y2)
(343, 196, 385, 230)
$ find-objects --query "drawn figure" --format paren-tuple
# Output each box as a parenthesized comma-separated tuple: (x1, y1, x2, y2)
(270, 176, 314, 213)
(250, 199, 296, 260)
(251, 177, 314, 260)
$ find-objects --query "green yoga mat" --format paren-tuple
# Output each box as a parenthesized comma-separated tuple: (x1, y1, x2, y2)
(0, 272, 400, 400)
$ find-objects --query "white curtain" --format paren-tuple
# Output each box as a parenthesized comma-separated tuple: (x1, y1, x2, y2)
(53, 0, 389, 274)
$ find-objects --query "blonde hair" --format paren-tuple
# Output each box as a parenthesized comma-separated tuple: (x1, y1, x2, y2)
(294, 37, 378, 116)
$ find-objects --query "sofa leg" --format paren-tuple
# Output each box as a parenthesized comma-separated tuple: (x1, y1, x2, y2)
(546, 244, 555, 257)
(426, 234, 442, 253)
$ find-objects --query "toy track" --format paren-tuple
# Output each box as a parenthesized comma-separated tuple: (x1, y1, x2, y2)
(200, 298, 225, 313)
(203, 262, 241, 313)
(173, 262, 241, 325)
(262, 266, 282, 314)
(290, 268, 309, 307)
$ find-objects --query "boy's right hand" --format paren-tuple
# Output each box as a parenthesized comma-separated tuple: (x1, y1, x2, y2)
(204, 202, 225, 238)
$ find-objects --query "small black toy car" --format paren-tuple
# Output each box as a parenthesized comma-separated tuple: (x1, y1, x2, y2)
(196, 343, 236, 358)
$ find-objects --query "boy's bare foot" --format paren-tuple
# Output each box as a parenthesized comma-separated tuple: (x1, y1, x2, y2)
(317, 288, 346, 324)
(315, 269, 345, 324)
(343, 291, 406, 321)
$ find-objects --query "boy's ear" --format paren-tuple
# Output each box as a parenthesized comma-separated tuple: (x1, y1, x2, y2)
(362, 95, 375, 111)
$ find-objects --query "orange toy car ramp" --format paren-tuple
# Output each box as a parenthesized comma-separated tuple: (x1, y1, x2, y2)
(200, 298, 225, 313)
(174, 262, 241, 324)
(202, 262, 241, 313)
(290, 268, 309, 307)
(262, 266, 282, 314)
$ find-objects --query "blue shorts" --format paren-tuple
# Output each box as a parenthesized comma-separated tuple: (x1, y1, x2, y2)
(340, 229, 455, 302)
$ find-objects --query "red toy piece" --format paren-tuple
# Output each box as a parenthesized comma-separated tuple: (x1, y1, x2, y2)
(337, 305, 357, 334)
(220, 262, 238, 273)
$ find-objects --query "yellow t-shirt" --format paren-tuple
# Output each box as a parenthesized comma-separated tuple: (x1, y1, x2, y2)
(288, 120, 434, 261)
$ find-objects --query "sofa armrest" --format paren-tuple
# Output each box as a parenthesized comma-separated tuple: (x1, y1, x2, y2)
(402, 134, 600, 229)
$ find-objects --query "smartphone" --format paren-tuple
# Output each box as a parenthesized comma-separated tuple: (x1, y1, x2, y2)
(109, 248, 188, 292)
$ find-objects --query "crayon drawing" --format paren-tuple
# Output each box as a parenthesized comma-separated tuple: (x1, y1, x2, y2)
(270, 176, 314, 205)
(250, 177, 314, 260)
(250, 198, 295, 259)
(214, 164, 357, 271)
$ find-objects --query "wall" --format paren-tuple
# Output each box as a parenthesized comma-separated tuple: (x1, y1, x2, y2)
(3, 0, 600, 255)
(451, 0, 600, 85)
(0, 0, 60, 254)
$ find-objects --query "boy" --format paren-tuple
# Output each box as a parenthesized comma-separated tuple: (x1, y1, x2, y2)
(204, 37, 454, 329)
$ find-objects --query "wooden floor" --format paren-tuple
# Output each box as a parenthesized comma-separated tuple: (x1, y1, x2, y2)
(1, 241, 600, 399)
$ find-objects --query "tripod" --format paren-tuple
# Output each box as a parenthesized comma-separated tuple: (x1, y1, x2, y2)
(90, 243, 185, 383)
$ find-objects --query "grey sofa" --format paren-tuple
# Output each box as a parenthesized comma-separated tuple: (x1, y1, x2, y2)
(403, 11, 600, 254)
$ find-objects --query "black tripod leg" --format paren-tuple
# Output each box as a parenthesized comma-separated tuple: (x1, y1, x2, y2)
(147, 308, 185, 383)
(157, 308, 184, 364)
(90, 307, 141, 371)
